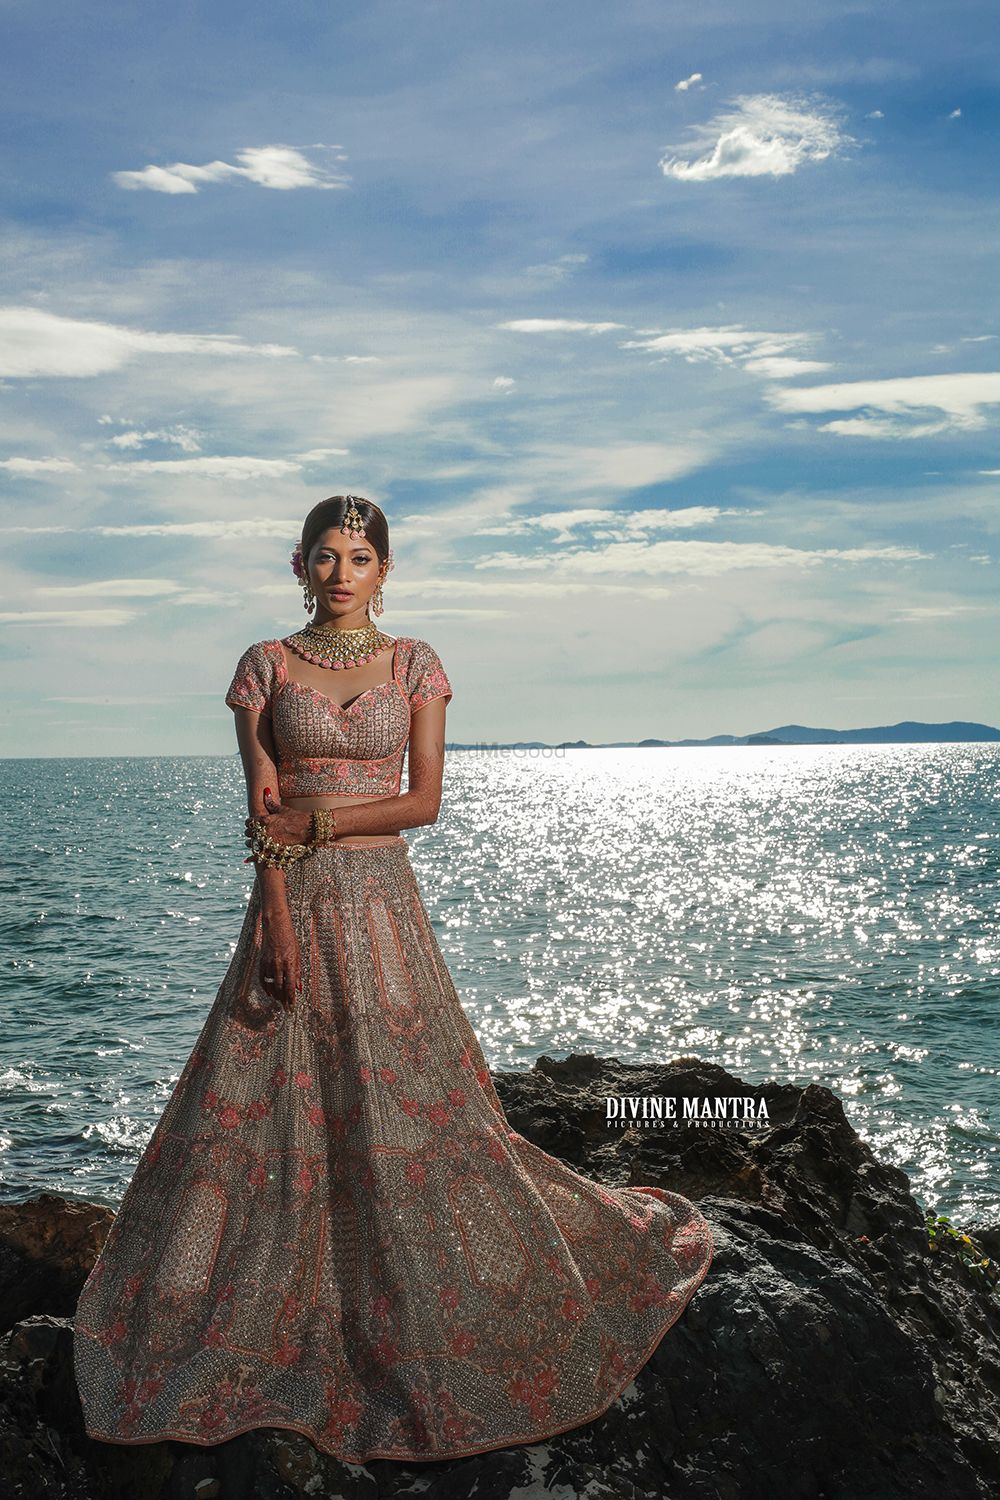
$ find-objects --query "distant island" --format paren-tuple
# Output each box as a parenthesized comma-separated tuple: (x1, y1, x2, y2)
(446, 719, 1000, 750)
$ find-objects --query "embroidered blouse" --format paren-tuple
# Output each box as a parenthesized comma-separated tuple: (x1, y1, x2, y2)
(225, 635, 452, 801)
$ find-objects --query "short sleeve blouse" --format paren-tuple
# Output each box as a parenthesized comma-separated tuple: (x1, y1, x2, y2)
(404, 638, 453, 713)
(225, 640, 281, 717)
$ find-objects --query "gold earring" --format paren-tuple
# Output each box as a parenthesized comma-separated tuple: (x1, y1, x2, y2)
(300, 572, 315, 613)
(371, 570, 386, 618)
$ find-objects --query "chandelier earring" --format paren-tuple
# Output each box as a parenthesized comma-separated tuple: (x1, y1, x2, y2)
(290, 541, 315, 614)
(369, 546, 394, 619)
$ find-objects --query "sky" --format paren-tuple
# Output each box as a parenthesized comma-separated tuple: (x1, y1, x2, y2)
(2, 0, 999, 755)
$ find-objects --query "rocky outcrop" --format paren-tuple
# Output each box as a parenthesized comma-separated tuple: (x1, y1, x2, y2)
(1, 1056, 998, 1499)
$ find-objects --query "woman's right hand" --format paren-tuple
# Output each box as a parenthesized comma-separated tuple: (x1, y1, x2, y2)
(260, 907, 303, 1010)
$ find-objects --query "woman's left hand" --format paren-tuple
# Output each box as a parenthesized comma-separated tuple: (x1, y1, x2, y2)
(246, 790, 313, 847)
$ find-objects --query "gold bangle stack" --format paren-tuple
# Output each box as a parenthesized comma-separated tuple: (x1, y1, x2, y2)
(311, 808, 339, 845)
(244, 817, 313, 870)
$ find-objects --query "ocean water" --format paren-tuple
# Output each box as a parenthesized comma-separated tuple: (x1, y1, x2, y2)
(1, 745, 998, 1228)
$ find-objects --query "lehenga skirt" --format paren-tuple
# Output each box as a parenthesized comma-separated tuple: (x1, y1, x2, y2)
(73, 836, 714, 1464)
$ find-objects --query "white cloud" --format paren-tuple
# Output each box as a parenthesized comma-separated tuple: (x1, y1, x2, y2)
(113, 144, 350, 195)
(0, 456, 79, 474)
(497, 318, 625, 334)
(102, 455, 303, 479)
(866, 109, 885, 119)
(475, 537, 926, 578)
(45, 578, 184, 597)
(523, 254, 589, 283)
(765, 371, 1000, 437)
(948, 108, 962, 120)
(0, 306, 298, 378)
(0, 517, 297, 539)
(741, 356, 832, 378)
(295, 447, 351, 461)
(675, 72, 703, 92)
(475, 504, 740, 544)
(109, 426, 202, 452)
(0, 609, 137, 627)
(525, 440, 710, 493)
(659, 92, 853, 181)
(493, 376, 515, 390)
(621, 324, 826, 378)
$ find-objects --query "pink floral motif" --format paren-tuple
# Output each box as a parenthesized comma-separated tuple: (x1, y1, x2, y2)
(73, 749, 715, 1466)
(273, 1340, 302, 1367)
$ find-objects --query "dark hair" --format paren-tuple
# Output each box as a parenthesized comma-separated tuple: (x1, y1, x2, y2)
(300, 495, 390, 568)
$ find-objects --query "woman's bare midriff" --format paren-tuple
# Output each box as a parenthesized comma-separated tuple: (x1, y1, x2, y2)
(283, 792, 403, 847)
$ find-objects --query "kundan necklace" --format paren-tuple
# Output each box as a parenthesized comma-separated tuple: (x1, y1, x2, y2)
(284, 620, 392, 670)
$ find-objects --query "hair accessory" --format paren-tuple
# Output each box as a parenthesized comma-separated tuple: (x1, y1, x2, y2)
(290, 539, 315, 612)
(342, 495, 366, 539)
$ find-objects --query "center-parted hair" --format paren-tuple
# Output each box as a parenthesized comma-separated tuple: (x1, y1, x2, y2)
(300, 496, 390, 569)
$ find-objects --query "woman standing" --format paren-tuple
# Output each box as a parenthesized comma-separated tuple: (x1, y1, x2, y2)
(73, 494, 714, 1463)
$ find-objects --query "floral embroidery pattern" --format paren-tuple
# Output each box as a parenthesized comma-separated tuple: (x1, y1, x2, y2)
(73, 843, 714, 1464)
(224, 636, 452, 801)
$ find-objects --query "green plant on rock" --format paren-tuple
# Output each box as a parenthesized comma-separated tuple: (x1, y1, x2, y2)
(925, 1209, 999, 1299)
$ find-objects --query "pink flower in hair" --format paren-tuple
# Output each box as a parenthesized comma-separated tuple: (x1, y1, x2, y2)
(290, 542, 305, 579)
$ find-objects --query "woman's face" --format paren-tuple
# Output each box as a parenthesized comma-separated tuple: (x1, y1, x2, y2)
(307, 525, 385, 617)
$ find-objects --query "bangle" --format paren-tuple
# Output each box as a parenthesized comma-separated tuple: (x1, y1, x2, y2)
(244, 816, 312, 870)
(311, 807, 338, 845)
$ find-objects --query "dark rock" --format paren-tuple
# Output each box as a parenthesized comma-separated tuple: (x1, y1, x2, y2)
(1, 1057, 998, 1498)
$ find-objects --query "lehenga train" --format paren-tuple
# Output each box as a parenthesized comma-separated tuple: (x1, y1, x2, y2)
(73, 836, 714, 1463)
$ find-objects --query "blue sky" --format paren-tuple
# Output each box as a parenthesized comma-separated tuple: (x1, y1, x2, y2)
(2, 0, 998, 755)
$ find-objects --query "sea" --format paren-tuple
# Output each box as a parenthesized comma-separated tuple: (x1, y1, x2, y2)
(2, 745, 998, 1229)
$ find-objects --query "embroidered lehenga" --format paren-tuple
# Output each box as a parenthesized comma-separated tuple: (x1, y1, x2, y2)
(73, 634, 714, 1464)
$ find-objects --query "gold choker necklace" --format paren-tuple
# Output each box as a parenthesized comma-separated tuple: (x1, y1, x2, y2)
(284, 620, 391, 670)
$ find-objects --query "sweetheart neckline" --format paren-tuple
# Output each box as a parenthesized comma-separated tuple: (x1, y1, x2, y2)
(275, 635, 402, 715)
(279, 677, 402, 716)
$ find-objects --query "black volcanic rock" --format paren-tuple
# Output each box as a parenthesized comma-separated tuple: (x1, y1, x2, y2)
(1, 1058, 998, 1499)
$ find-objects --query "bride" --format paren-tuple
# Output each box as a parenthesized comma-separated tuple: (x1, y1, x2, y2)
(73, 493, 714, 1464)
